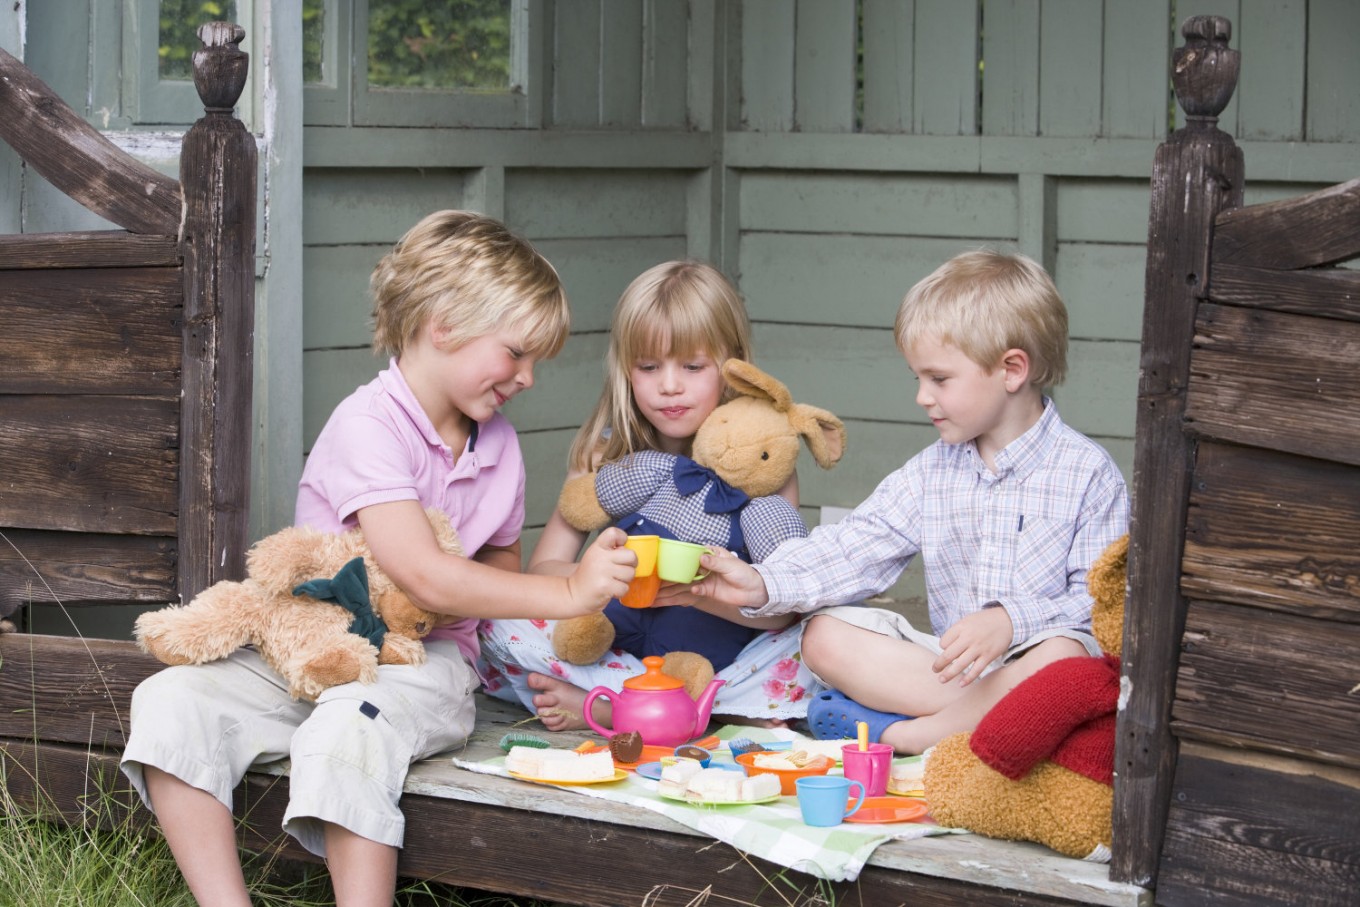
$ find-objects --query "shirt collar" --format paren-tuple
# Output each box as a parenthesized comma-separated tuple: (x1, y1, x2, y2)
(378, 358, 501, 465)
(987, 396, 1058, 482)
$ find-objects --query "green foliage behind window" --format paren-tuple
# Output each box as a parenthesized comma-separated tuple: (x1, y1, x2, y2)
(158, 0, 236, 81)
(367, 0, 511, 91)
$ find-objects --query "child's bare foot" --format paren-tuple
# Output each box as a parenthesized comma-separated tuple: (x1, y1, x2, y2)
(527, 673, 609, 732)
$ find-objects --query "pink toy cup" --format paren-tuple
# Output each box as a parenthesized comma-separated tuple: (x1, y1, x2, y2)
(841, 742, 893, 797)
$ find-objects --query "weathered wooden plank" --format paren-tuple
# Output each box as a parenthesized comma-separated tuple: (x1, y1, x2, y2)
(0, 395, 179, 534)
(1211, 178, 1360, 270)
(553, 0, 603, 127)
(0, 48, 180, 234)
(0, 232, 179, 269)
(1173, 600, 1360, 766)
(1185, 304, 1360, 467)
(1118, 15, 1244, 886)
(0, 635, 158, 747)
(1304, 0, 1360, 143)
(1157, 745, 1360, 907)
(1102, 0, 1172, 139)
(979, 0, 1039, 137)
(0, 529, 175, 613)
(861, 0, 916, 133)
(792, 0, 855, 133)
(0, 267, 181, 394)
(176, 24, 258, 605)
(1209, 263, 1360, 323)
(1038, 0, 1103, 138)
(599, 0, 643, 127)
(738, 171, 1017, 238)
(913, 0, 978, 135)
(740, 0, 795, 132)
(640, 0, 689, 128)
(1182, 442, 1360, 620)
(301, 169, 467, 245)
(1235, 0, 1306, 141)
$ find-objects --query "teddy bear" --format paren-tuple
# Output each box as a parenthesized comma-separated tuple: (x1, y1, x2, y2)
(134, 509, 461, 702)
(922, 534, 1127, 862)
(550, 359, 846, 695)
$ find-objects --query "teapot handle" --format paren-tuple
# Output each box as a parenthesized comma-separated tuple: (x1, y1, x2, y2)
(581, 687, 614, 739)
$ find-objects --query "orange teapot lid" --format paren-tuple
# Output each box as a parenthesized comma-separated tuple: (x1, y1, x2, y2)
(623, 656, 685, 691)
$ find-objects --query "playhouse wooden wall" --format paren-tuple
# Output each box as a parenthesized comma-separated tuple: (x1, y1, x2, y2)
(5, 1, 1359, 635)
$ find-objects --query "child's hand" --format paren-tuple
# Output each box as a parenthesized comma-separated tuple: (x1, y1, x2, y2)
(934, 606, 1013, 687)
(565, 527, 634, 616)
(690, 548, 769, 609)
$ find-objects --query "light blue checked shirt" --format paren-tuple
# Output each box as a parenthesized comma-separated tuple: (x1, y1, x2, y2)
(749, 399, 1129, 647)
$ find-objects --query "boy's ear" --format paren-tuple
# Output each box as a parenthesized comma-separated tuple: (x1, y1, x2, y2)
(1000, 348, 1031, 392)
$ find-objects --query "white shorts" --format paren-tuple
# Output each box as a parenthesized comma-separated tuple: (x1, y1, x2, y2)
(120, 640, 477, 856)
(803, 604, 1100, 688)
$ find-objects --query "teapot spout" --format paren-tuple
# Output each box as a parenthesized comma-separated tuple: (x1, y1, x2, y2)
(691, 678, 726, 733)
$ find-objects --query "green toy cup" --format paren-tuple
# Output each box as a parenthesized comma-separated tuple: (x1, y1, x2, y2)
(655, 539, 710, 583)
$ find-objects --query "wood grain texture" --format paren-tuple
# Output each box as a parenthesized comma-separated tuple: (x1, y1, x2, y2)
(0, 47, 180, 234)
(1157, 747, 1360, 906)
(0, 395, 179, 534)
(1211, 178, 1360, 270)
(1118, 109, 1243, 886)
(0, 267, 181, 394)
(1209, 263, 1360, 323)
(1182, 441, 1360, 620)
(1173, 599, 1360, 766)
(0, 635, 1149, 907)
(1185, 304, 1360, 467)
(0, 529, 175, 612)
(0, 233, 179, 269)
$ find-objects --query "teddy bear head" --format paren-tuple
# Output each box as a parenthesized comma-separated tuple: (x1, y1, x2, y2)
(1086, 533, 1127, 657)
(689, 359, 847, 498)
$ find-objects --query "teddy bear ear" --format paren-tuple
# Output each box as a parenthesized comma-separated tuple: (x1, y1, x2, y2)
(721, 359, 792, 412)
(790, 404, 847, 470)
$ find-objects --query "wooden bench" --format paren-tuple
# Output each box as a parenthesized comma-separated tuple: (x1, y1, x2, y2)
(3, 15, 1356, 907)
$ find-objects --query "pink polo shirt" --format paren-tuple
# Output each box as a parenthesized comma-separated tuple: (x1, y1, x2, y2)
(295, 359, 526, 665)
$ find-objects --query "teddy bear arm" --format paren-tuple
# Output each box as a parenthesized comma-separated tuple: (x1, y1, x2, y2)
(557, 473, 612, 532)
(378, 632, 427, 666)
(134, 580, 261, 666)
(969, 655, 1121, 780)
(552, 612, 617, 665)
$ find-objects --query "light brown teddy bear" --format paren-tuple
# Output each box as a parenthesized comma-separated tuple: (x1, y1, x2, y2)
(551, 359, 845, 697)
(134, 509, 461, 701)
(922, 534, 1127, 862)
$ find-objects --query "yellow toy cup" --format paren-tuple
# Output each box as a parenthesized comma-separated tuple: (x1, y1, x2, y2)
(620, 536, 660, 608)
(656, 539, 710, 584)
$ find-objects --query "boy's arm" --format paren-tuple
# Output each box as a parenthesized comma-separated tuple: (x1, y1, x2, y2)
(357, 500, 634, 620)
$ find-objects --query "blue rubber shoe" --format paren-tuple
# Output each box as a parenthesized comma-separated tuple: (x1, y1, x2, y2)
(806, 689, 912, 742)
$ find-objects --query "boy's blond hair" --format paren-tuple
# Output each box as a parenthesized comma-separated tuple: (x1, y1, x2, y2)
(894, 250, 1068, 388)
(370, 210, 569, 359)
(569, 260, 752, 472)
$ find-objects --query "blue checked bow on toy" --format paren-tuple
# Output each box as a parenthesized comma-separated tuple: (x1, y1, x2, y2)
(672, 455, 750, 514)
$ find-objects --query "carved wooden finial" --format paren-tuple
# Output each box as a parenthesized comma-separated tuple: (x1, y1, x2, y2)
(1172, 16, 1239, 125)
(192, 22, 249, 113)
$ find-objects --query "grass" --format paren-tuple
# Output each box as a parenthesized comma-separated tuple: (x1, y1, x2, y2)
(0, 769, 553, 906)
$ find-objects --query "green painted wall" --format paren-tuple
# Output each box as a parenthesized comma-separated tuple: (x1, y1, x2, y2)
(6, 0, 1357, 616)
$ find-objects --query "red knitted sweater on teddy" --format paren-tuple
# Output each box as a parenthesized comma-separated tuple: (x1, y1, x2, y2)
(968, 653, 1121, 786)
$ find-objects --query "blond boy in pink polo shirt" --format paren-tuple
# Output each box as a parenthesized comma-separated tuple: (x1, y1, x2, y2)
(122, 211, 635, 906)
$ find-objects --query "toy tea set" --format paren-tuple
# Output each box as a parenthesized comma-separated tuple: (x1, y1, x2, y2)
(504, 652, 930, 826)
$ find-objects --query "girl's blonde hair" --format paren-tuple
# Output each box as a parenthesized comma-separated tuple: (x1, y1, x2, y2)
(568, 261, 752, 472)
(894, 249, 1068, 388)
(370, 210, 569, 360)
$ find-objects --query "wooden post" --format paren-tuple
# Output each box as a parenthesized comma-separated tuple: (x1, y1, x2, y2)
(1113, 16, 1243, 886)
(177, 22, 257, 602)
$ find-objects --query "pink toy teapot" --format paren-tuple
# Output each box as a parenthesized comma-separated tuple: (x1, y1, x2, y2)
(583, 656, 725, 747)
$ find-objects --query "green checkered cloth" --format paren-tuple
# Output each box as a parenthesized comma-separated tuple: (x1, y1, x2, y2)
(452, 725, 964, 882)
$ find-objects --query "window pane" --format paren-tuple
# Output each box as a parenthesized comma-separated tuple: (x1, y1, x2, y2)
(303, 0, 325, 83)
(159, 0, 239, 81)
(367, 0, 512, 91)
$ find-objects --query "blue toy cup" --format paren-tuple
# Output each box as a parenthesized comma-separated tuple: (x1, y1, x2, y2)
(796, 775, 866, 827)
